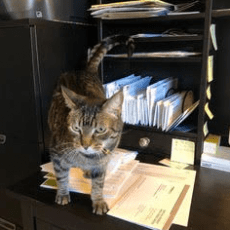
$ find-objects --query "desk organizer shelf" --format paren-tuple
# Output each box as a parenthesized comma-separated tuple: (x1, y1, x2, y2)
(95, 0, 213, 165)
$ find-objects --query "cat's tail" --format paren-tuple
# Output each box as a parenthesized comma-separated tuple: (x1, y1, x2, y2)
(86, 35, 135, 73)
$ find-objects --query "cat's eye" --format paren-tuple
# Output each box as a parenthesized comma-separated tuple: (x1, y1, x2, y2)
(95, 126, 106, 134)
(72, 125, 81, 133)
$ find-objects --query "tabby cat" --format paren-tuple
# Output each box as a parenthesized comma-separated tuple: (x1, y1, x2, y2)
(48, 35, 134, 215)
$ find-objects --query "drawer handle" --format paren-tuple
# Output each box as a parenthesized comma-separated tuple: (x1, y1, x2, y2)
(139, 137, 150, 148)
(0, 134, 6, 144)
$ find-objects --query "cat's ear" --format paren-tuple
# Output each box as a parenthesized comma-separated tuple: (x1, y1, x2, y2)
(102, 90, 123, 117)
(61, 85, 86, 109)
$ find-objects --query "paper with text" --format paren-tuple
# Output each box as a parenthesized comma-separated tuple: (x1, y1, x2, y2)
(108, 174, 189, 230)
(131, 163, 196, 227)
(171, 139, 195, 165)
(40, 148, 139, 198)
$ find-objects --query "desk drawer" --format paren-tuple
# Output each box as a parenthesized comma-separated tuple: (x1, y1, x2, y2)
(119, 125, 197, 155)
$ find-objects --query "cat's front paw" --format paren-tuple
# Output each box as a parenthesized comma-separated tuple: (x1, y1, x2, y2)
(92, 200, 109, 215)
(55, 193, 71, 205)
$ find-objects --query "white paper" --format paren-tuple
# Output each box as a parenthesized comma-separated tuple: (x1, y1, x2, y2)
(147, 78, 169, 125)
(122, 77, 151, 125)
(131, 163, 196, 227)
(41, 148, 139, 198)
(89, 0, 174, 11)
(106, 51, 201, 58)
(108, 174, 189, 230)
(166, 100, 199, 132)
(161, 92, 183, 130)
(152, 78, 178, 127)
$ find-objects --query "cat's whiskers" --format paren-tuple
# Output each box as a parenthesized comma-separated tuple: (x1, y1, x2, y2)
(52, 142, 74, 148)
(49, 142, 81, 153)
(67, 148, 79, 163)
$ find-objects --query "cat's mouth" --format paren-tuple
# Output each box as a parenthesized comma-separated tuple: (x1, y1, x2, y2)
(80, 152, 97, 158)
(79, 147, 110, 158)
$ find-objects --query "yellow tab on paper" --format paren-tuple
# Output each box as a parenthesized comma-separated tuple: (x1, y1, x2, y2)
(203, 121, 209, 137)
(171, 139, 195, 165)
(207, 56, 214, 83)
(205, 102, 214, 120)
(206, 85, 211, 100)
(210, 24, 218, 51)
(42, 178, 58, 189)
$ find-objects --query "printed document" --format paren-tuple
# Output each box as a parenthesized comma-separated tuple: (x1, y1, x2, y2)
(108, 174, 189, 230)
(115, 163, 196, 227)
(41, 151, 196, 229)
(40, 148, 139, 198)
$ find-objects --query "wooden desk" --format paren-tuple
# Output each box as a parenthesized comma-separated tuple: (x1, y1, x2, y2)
(7, 154, 230, 230)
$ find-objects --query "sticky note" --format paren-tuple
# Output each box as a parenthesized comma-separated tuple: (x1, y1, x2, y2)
(205, 102, 214, 120)
(171, 139, 195, 165)
(203, 121, 209, 137)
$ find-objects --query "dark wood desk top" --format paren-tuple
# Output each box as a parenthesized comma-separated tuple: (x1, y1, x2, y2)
(7, 154, 230, 230)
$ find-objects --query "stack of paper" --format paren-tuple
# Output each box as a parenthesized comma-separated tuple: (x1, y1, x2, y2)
(203, 134, 221, 155)
(154, 90, 195, 131)
(106, 51, 201, 58)
(104, 74, 152, 125)
(40, 152, 196, 230)
(89, 0, 200, 20)
(89, 0, 175, 20)
(107, 163, 196, 229)
(104, 75, 198, 130)
(131, 29, 199, 39)
(201, 146, 230, 173)
(166, 100, 199, 132)
(123, 76, 152, 125)
(103, 74, 141, 99)
(147, 77, 178, 126)
(40, 148, 139, 198)
(104, 75, 178, 126)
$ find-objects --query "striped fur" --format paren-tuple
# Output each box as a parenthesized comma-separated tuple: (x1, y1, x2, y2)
(48, 35, 134, 215)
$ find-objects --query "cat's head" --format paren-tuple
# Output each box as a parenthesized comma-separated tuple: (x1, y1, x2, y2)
(61, 86, 123, 156)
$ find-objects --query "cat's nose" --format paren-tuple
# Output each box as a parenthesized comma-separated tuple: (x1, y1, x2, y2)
(83, 145, 89, 150)
(82, 137, 91, 150)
